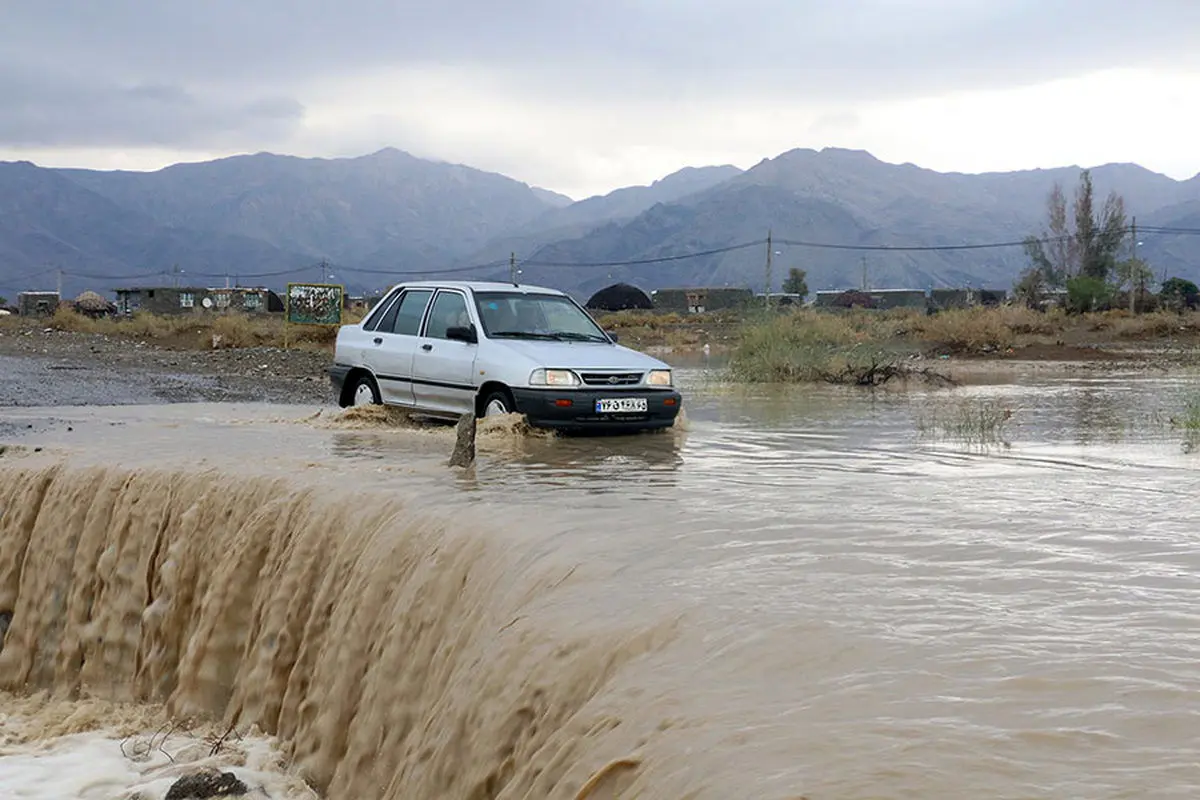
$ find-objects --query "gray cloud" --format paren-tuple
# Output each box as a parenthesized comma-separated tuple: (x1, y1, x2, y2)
(0, 64, 304, 148)
(2, 0, 1198, 151)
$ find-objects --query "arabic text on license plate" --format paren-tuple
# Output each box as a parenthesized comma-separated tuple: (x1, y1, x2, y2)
(595, 397, 648, 414)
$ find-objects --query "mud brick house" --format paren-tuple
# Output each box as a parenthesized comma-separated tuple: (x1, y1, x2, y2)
(651, 287, 754, 314)
(114, 286, 284, 316)
(17, 291, 61, 317)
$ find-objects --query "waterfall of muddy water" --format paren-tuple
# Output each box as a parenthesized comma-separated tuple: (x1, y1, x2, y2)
(0, 460, 692, 799)
(3, 364, 1200, 799)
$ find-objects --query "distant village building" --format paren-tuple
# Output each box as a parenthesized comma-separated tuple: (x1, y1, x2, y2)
(585, 282, 654, 312)
(344, 295, 378, 313)
(754, 292, 807, 307)
(652, 287, 754, 314)
(17, 291, 61, 317)
(860, 289, 928, 310)
(929, 288, 1008, 311)
(814, 290, 878, 309)
(815, 287, 1008, 312)
(113, 286, 284, 316)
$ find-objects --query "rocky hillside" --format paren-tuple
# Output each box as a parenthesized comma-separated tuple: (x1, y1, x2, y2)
(3, 146, 1198, 301)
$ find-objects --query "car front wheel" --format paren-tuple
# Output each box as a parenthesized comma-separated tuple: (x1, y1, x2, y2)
(481, 388, 515, 417)
(349, 373, 381, 406)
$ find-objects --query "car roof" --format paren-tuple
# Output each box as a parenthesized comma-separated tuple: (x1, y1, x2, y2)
(386, 280, 566, 296)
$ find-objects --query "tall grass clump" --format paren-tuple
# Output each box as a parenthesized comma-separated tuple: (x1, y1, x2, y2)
(115, 312, 198, 339)
(206, 314, 280, 348)
(916, 398, 1013, 445)
(1171, 393, 1200, 432)
(914, 307, 1015, 353)
(728, 310, 940, 385)
(47, 306, 102, 334)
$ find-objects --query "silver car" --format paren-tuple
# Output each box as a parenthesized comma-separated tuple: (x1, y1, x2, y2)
(328, 281, 682, 432)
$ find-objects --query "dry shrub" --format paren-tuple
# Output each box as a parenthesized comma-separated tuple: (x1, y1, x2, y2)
(46, 306, 102, 333)
(285, 323, 339, 348)
(206, 314, 280, 348)
(728, 309, 918, 383)
(596, 310, 685, 330)
(993, 306, 1064, 336)
(913, 308, 1014, 353)
(1108, 310, 1200, 339)
(911, 306, 1068, 352)
(116, 312, 197, 339)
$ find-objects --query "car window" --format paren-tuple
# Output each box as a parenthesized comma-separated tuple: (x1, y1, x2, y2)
(385, 289, 433, 335)
(423, 291, 470, 340)
(473, 292, 607, 341)
(363, 288, 402, 331)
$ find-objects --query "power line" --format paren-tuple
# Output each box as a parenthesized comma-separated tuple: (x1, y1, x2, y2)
(1137, 226, 1200, 236)
(7, 224, 1200, 290)
(775, 234, 1066, 252)
(523, 240, 765, 268)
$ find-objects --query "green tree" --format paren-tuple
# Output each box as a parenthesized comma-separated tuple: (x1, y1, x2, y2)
(1114, 256, 1154, 313)
(0, 296, 8, 307)
(1024, 169, 1128, 288)
(782, 268, 808, 301)
(1012, 267, 1047, 310)
(1066, 275, 1114, 313)
(1160, 277, 1200, 312)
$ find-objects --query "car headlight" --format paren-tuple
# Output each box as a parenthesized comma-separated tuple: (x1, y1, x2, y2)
(529, 368, 581, 387)
(646, 369, 672, 387)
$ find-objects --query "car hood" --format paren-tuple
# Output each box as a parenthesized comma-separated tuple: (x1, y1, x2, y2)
(487, 339, 670, 370)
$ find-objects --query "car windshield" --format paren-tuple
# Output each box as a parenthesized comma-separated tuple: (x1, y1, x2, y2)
(473, 291, 609, 342)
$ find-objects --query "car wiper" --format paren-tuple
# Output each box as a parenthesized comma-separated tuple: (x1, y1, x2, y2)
(488, 330, 560, 340)
(547, 331, 608, 342)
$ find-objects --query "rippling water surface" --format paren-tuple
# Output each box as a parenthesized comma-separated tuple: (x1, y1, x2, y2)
(4, 362, 1200, 798)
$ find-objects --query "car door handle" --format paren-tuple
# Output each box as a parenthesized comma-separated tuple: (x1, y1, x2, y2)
(421, 343, 433, 351)
(373, 337, 383, 345)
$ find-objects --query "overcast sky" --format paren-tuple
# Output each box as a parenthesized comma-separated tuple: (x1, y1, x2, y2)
(3, 1, 1199, 198)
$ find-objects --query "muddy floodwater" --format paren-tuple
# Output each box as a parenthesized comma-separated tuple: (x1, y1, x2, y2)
(2, 361, 1200, 799)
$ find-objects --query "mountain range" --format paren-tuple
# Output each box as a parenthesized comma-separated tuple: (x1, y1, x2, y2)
(2, 146, 1198, 303)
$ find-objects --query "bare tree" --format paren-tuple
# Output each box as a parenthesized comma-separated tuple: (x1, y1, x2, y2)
(1024, 169, 1128, 287)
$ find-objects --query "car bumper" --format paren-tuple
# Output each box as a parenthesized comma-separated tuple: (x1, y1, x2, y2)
(329, 364, 352, 401)
(510, 387, 682, 432)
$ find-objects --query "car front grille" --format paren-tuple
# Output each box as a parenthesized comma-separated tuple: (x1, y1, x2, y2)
(580, 371, 643, 386)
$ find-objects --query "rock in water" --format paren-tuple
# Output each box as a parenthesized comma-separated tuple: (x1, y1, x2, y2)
(164, 771, 248, 799)
(448, 412, 477, 467)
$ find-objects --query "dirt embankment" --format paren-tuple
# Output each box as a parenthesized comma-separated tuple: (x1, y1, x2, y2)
(0, 325, 332, 407)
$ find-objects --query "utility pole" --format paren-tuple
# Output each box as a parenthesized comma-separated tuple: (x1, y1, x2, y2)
(56, 268, 63, 297)
(861, 256, 868, 292)
(764, 229, 773, 309)
(510, 252, 518, 285)
(319, 258, 329, 283)
(1129, 216, 1138, 314)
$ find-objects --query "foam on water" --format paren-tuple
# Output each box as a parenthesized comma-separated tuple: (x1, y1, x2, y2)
(1, 693, 316, 799)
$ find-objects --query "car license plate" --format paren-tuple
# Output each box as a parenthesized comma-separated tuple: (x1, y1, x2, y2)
(596, 397, 648, 414)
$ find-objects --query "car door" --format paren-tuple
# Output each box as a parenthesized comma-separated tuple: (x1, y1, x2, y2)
(410, 289, 479, 415)
(362, 288, 434, 406)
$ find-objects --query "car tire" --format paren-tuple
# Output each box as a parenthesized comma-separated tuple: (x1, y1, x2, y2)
(480, 387, 516, 418)
(349, 372, 382, 406)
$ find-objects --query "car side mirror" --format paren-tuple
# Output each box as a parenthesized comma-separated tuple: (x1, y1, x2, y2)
(446, 324, 477, 344)
(607, 331, 619, 343)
